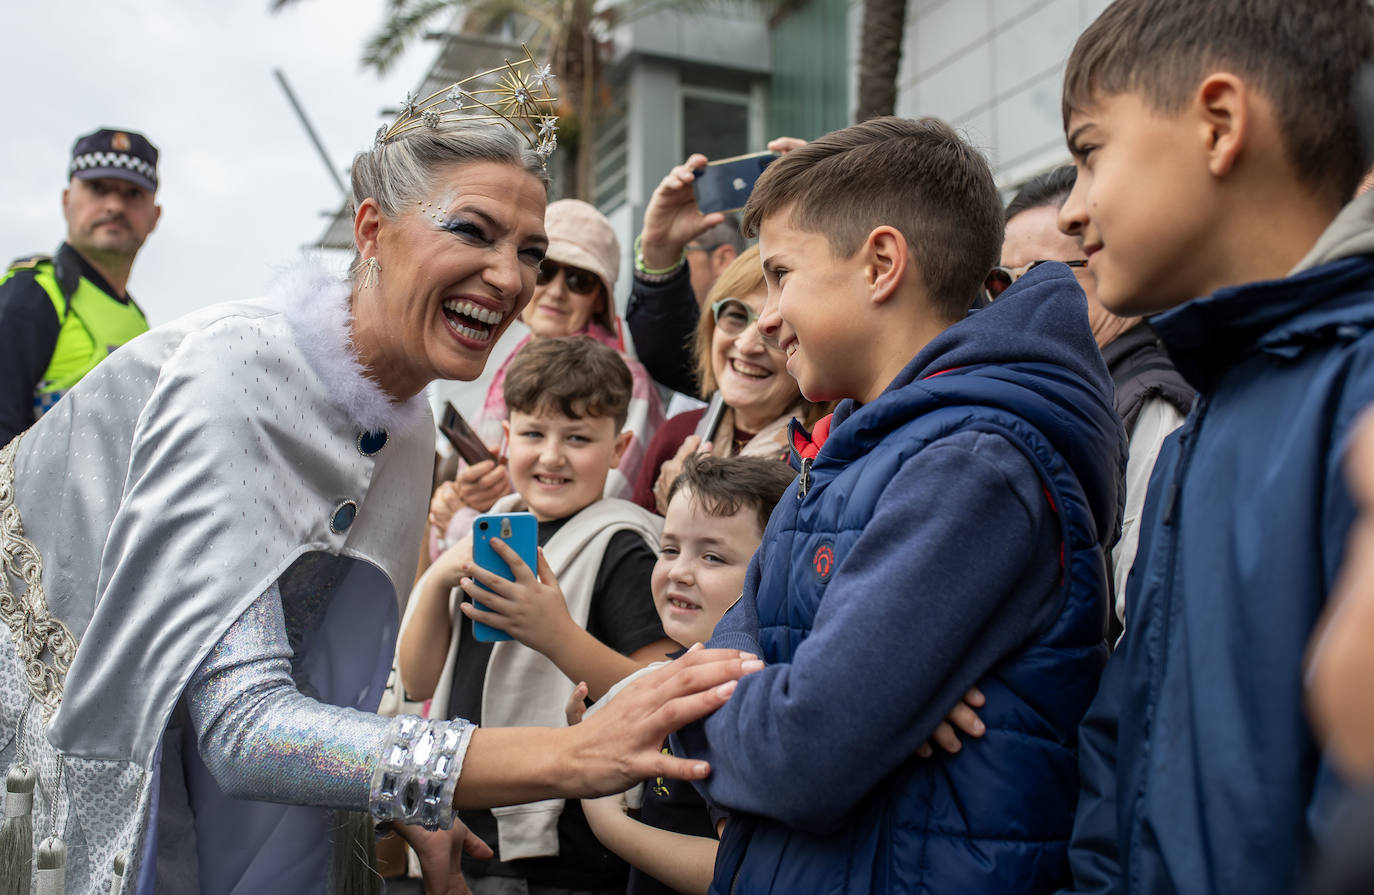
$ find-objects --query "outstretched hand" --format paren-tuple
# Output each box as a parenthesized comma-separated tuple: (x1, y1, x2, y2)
(452, 646, 761, 808)
(563, 644, 763, 795)
(457, 542, 573, 654)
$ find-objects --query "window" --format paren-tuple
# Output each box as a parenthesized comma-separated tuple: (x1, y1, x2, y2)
(681, 88, 751, 160)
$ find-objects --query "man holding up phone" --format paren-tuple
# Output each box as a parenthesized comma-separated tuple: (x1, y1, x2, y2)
(626, 153, 757, 397)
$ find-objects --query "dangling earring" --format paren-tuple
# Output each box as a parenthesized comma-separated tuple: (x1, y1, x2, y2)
(359, 257, 381, 290)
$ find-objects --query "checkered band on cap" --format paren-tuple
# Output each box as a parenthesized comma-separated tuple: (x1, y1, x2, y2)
(70, 152, 157, 182)
(68, 128, 159, 191)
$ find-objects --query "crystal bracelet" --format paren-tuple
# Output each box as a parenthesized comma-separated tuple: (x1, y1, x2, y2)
(369, 716, 474, 830)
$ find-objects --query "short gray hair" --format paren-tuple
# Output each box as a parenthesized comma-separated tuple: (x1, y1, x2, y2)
(348, 125, 549, 272)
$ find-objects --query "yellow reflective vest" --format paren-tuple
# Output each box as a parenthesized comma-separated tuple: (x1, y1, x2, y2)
(1, 253, 149, 419)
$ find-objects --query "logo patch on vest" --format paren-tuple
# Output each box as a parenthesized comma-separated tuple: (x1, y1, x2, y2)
(812, 542, 835, 581)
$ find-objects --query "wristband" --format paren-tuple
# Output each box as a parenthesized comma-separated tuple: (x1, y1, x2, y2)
(370, 716, 474, 830)
(634, 234, 686, 281)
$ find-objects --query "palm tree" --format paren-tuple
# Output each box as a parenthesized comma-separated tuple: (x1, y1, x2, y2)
(273, 0, 762, 200)
(854, 0, 907, 122)
(356, 0, 613, 199)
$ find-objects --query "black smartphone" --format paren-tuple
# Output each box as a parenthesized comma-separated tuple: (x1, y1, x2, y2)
(694, 391, 727, 444)
(439, 401, 495, 466)
(693, 151, 779, 215)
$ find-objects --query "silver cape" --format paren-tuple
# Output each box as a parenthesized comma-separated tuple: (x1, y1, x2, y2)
(0, 260, 434, 890)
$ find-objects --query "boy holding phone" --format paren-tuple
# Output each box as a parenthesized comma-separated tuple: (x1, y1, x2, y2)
(398, 336, 676, 893)
(672, 117, 1124, 893)
(463, 454, 798, 895)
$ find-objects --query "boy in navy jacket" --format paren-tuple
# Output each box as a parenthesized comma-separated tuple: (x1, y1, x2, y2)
(674, 117, 1125, 893)
(1056, 1, 1374, 892)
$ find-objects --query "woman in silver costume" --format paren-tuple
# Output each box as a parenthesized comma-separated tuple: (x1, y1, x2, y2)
(0, 70, 754, 895)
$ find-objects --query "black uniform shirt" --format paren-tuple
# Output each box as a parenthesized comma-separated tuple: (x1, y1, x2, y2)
(0, 244, 133, 444)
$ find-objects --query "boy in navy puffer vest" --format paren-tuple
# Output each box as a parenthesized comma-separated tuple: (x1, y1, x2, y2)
(672, 116, 1125, 894)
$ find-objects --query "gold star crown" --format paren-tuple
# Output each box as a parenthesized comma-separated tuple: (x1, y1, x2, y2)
(375, 44, 559, 160)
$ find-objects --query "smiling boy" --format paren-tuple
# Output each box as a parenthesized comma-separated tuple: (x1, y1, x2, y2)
(483, 455, 798, 895)
(672, 116, 1125, 893)
(1054, 2, 1374, 893)
(398, 336, 674, 893)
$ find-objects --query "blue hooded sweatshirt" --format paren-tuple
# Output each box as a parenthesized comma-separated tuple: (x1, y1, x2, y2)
(674, 263, 1126, 894)
(1064, 217, 1374, 895)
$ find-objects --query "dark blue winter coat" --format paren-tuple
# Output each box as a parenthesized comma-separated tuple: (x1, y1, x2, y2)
(674, 263, 1125, 894)
(1065, 253, 1374, 895)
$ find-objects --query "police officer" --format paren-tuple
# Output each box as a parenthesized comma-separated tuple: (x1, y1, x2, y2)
(0, 127, 162, 443)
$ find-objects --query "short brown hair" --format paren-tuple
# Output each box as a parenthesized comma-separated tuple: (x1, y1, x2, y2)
(503, 336, 632, 430)
(666, 454, 796, 534)
(1063, 0, 1374, 204)
(741, 116, 1003, 321)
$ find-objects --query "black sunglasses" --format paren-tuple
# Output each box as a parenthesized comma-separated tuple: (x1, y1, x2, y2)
(984, 259, 1087, 299)
(536, 260, 602, 295)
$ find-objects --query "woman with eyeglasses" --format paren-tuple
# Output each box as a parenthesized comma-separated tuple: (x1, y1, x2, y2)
(428, 198, 665, 557)
(632, 245, 831, 513)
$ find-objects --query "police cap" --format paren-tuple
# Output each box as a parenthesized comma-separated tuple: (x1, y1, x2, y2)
(69, 128, 159, 193)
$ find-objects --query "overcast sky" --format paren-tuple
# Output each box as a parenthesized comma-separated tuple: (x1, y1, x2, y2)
(1, 0, 436, 325)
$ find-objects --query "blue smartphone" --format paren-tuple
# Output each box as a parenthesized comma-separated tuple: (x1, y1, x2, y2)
(693, 151, 779, 215)
(471, 511, 539, 643)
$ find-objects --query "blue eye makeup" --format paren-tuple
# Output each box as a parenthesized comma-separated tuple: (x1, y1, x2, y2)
(440, 217, 489, 241)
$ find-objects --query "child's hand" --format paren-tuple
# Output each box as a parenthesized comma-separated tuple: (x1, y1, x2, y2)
(457, 543, 573, 654)
(430, 535, 475, 591)
(654, 435, 710, 514)
(580, 789, 631, 837)
(915, 687, 986, 758)
(455, 459, 510, 515)
(565, 681, 590, 726)
(428, 480, 464, 535)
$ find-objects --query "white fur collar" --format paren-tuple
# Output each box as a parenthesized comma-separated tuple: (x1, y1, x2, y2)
(274, 257, 428, 434)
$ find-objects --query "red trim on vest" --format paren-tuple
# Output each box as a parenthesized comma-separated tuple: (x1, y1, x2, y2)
(1042, 487, 1066, 577)
(922, 366, 965, 379)
(792, 413, 833, 460)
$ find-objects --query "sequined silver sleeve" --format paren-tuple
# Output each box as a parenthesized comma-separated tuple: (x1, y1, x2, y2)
(185, 585, 473, 828)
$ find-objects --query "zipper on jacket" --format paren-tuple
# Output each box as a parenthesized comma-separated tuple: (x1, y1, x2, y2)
(1130, 392, 1206, 882)
(797, 457, 813, 499)
(1159, 399, 1200, 527)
